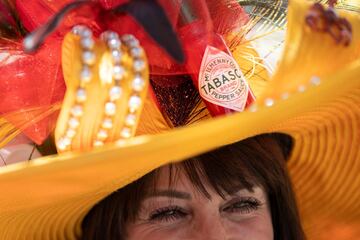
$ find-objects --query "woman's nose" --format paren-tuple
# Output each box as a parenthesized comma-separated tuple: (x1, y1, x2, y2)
(195, 213, 227, 240)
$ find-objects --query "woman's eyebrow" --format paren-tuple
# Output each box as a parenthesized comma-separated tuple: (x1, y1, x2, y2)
(145, 190, 191, 200)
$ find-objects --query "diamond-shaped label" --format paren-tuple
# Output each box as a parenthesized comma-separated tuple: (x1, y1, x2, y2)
(198, 46, 249, 112)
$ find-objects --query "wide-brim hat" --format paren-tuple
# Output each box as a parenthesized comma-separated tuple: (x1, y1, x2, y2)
(0, 0, 360, 239)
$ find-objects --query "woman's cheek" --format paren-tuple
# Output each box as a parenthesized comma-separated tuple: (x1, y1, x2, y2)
(224, 213, 274, 240)
(127, 220, 192, 240)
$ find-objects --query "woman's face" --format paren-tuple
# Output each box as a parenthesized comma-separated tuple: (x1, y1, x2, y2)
(126, 167, 273, 240)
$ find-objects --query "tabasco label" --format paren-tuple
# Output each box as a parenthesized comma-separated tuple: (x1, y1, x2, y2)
(198, 46, 250, 112)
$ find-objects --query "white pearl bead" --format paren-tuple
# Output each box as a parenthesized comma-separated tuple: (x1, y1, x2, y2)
(80, 28, 92, 38)
(76, 88, 87, 103)
(93, 140, 104, 147)
(132, 76, 145, 92)
(122, 34, 135, 42)
(264, 98, 274, 107)
(97, 129, 108, 141)
(80, 66, 92, 83)
(71, 105, 83, 117)
(310, 76, 321, 86)
(125, 114, 136, 126)
(72, 25, 85, 35)
(101, 31, 119, 41)
(120, 127, 131, 138)
(101, 118, 113, 129)
(66, 129, 77, 138)
(128, 39, 139, 48)
(105, 102, 117, 116)
(133, 59, 145, 72)
(82, 51, 95, 65)
(81, 37, 94, 50)
(128, 95, 142, 112)
(113, 65, 125, 80)
(72, 25, 91, 37)
(68, 117, 80, 129)
(57, 137, 70, 151)
(109, 86, 122, 101)
(130, 47, 142, 57)
(298, 85, 306, 93)
(111, 49, 122, 63)
(108, 38, 121, 49)
(63, 137, 71, 145)
(58, 137, 71, 150)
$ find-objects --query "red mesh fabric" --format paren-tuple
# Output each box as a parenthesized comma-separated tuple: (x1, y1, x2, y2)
(207, 0, 249, 34)
(15, 0, 234, 75)
(16, 0, 183, 74)
(0, 38, 65, 144)
(0, 0, 249, 143)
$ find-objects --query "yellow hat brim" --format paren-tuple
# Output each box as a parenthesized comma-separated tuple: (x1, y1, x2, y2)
(0, 58, 359, 239)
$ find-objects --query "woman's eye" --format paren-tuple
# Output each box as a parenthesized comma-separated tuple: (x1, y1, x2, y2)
(149, 206, 188, 223)
(223, 197, 261, 214)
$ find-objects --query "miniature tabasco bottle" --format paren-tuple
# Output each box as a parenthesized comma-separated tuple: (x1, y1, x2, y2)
(177, 0, 255, 116)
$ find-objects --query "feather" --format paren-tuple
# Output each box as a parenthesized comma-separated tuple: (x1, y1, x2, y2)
(150, 74, 208, 127)
(114, 0, 184, 63)
(223, 0, 288, 79)
(0, 103, 61, 148)
(0, 117, 20, 149)
(22, 0, 90, 53)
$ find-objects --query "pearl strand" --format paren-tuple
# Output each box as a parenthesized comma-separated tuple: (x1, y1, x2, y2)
(57, 25, 95, 151)
(93, 31, 124, 147)
(120, 34, 146, 139)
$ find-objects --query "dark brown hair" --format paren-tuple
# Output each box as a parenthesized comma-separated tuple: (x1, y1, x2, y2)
(81, 133, 305, 240)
